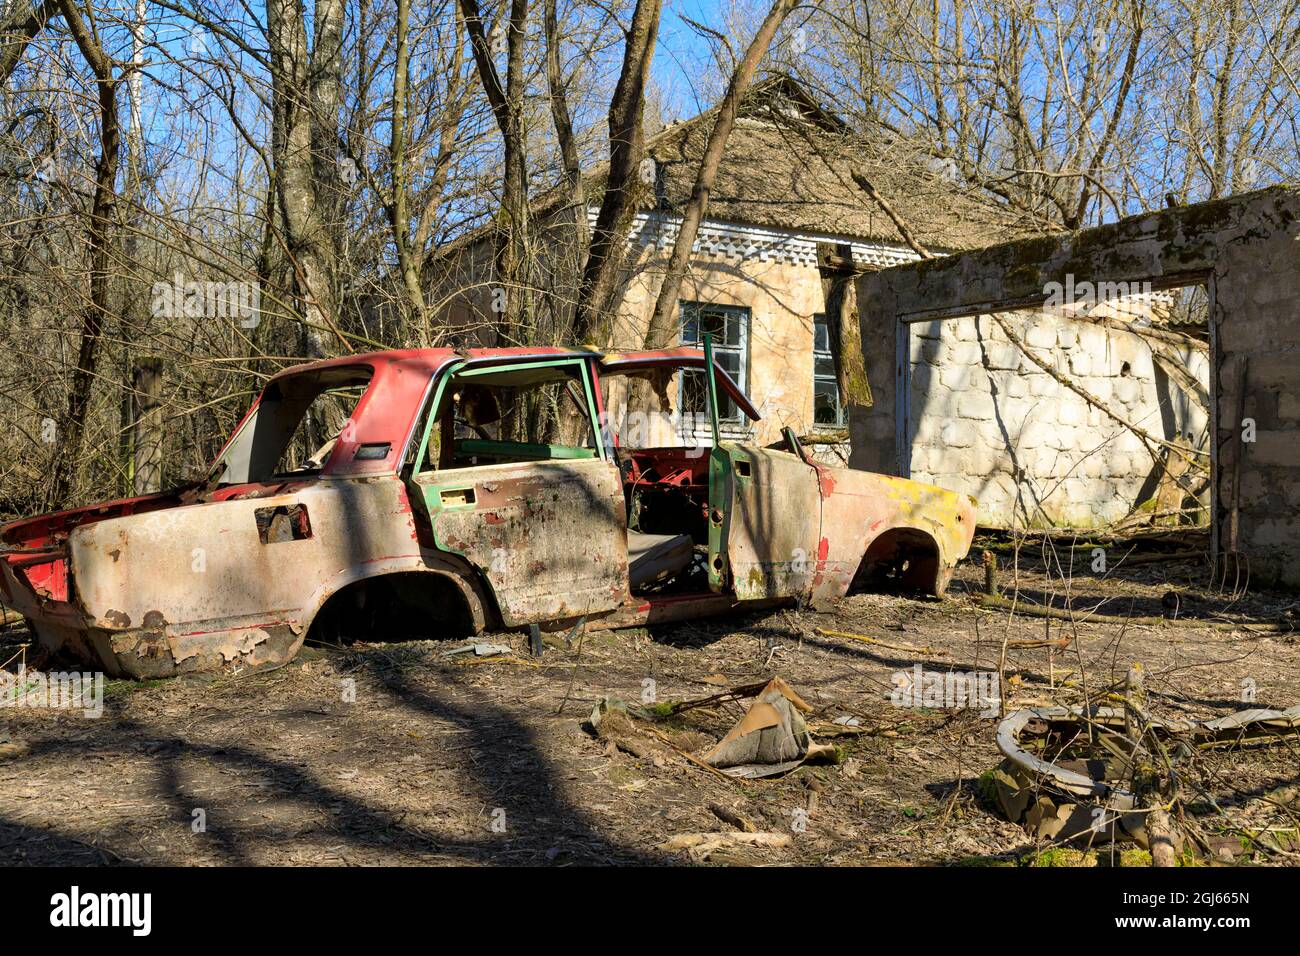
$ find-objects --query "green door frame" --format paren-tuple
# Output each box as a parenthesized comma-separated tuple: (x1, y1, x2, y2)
(411, 356, 606, 473)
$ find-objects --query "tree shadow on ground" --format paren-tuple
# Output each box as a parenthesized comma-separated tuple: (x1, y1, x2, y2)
(8, 657, 665, 866)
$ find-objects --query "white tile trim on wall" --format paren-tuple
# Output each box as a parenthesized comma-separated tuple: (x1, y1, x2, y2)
(588, 207, 922, 270)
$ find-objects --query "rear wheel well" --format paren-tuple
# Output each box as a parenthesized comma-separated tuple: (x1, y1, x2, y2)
(308, 572, 475, 645)
(852, 527, 947, 596)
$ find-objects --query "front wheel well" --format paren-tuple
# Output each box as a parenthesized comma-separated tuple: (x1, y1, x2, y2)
(851, 527, 948, 597)
(307, 571, 476, 645)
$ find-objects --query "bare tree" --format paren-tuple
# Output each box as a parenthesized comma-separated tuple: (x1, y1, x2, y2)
(460, 0, 530, 341)
(267, 0, 347, 358)
(47, 0, 121, 507)
(643, 0, 797, 350)
(570, 0, 662, 347)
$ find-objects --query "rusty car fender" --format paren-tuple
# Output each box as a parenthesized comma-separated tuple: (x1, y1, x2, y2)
(60, 477, 451, 676)
(810, 464, 976, 606)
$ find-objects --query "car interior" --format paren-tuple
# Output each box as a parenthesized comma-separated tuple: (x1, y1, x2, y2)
(420, 360, 721, 597)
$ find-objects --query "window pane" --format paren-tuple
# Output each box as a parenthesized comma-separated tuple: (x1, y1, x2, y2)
(681, 302, 744, 347)
(813, 315, 830, 353)
(715, 351, 740, 376)
(679, 302, 748, 425)
(814, 380, 842, 426)
(814, 356, 836, 379)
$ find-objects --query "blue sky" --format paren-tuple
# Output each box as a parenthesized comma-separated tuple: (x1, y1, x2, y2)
(651, 0, 744, 121)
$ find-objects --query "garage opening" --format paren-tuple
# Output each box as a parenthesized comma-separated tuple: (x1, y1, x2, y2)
(901, 279, 1212, 532)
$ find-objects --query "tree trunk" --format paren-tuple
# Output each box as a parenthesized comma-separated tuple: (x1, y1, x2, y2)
(267, 0, 342, 359)
(387, 0, 428, 338)
(0, 0, 60, 85)
(311, 0, 345, 265)
(643, 0, 797, 352)
(132, 358, 165, 494)
(816, 242, 873, 409)
(570, 0, 663, 348)
(543, 0, 588, 342)
(460, 0, 530, 343)
(49, 0, 121, 508)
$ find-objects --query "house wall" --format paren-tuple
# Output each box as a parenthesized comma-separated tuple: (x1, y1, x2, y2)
(602, 215, 917, 449)
(904, 308, 1210, 528)
(436, 211, 918, 450)
(852, 186, 1300, 587)
(605, 247, 819, 447)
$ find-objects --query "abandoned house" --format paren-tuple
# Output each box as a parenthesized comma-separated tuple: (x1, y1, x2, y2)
(432, 77, 1034, 453)
(434, 76, 1223, 536)
(853, 185, 1300, 586)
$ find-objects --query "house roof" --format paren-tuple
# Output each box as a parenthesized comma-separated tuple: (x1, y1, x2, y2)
(554, 75, 1043, 254)
(630, 75, 1039, 252)
(436, 75, 1044, 263)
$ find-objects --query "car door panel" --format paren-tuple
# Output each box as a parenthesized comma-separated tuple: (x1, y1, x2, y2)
(709, 445, 822, 601)
(412, 457, 630, 625)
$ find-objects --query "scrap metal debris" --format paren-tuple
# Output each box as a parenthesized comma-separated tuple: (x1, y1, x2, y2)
(701, 677, 838, 779)
(990, 698, 1300, 857)
(440, 642, 513, 659)
(585, 676, 838, 780)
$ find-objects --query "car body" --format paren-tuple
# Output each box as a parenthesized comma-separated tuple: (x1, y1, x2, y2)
(0, 346, 977, 678)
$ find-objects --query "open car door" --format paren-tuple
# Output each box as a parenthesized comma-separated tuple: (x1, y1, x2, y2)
(598, 346, 821, 602)
(708, 443, 822, 601)
(408, 356, 630, 625)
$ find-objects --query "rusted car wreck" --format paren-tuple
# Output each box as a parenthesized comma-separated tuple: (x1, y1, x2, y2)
(0, 346, 976, 678)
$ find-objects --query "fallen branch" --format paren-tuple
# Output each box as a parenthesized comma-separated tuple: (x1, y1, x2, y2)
(817, 627, 951, 657)
(663, 680, 773, 716)
(659, 831, 791, 851)
(987, 310, 1207, 474)
(1114, 549, 1204, 567)
(849, 171, 933, 260)
(1059, 304, 1209, 352)
(1006, 636, 1073, 650)
(974, 592, 1292, 632)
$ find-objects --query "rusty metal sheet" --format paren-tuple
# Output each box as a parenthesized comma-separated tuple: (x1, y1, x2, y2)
(414, 458, 630, 626)
(714, 446, 822, 601)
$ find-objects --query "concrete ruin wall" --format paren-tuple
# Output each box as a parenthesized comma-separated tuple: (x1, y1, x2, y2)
(852, 186, 1300, 586)
(906, 308, 1210, 528)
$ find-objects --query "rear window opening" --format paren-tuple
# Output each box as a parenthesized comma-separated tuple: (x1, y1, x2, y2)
(213, 366, 373, 485)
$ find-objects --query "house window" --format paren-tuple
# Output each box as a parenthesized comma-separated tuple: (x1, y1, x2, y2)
(813, 314, 845, 428)
(679, 301, 749, 429)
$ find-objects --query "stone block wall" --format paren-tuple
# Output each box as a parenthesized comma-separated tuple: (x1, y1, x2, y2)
(904, 309, 1209, 528)
(852, 186, 1300, 587)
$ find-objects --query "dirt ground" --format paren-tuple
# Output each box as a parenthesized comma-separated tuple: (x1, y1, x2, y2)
(3, 535, 1298, 866)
